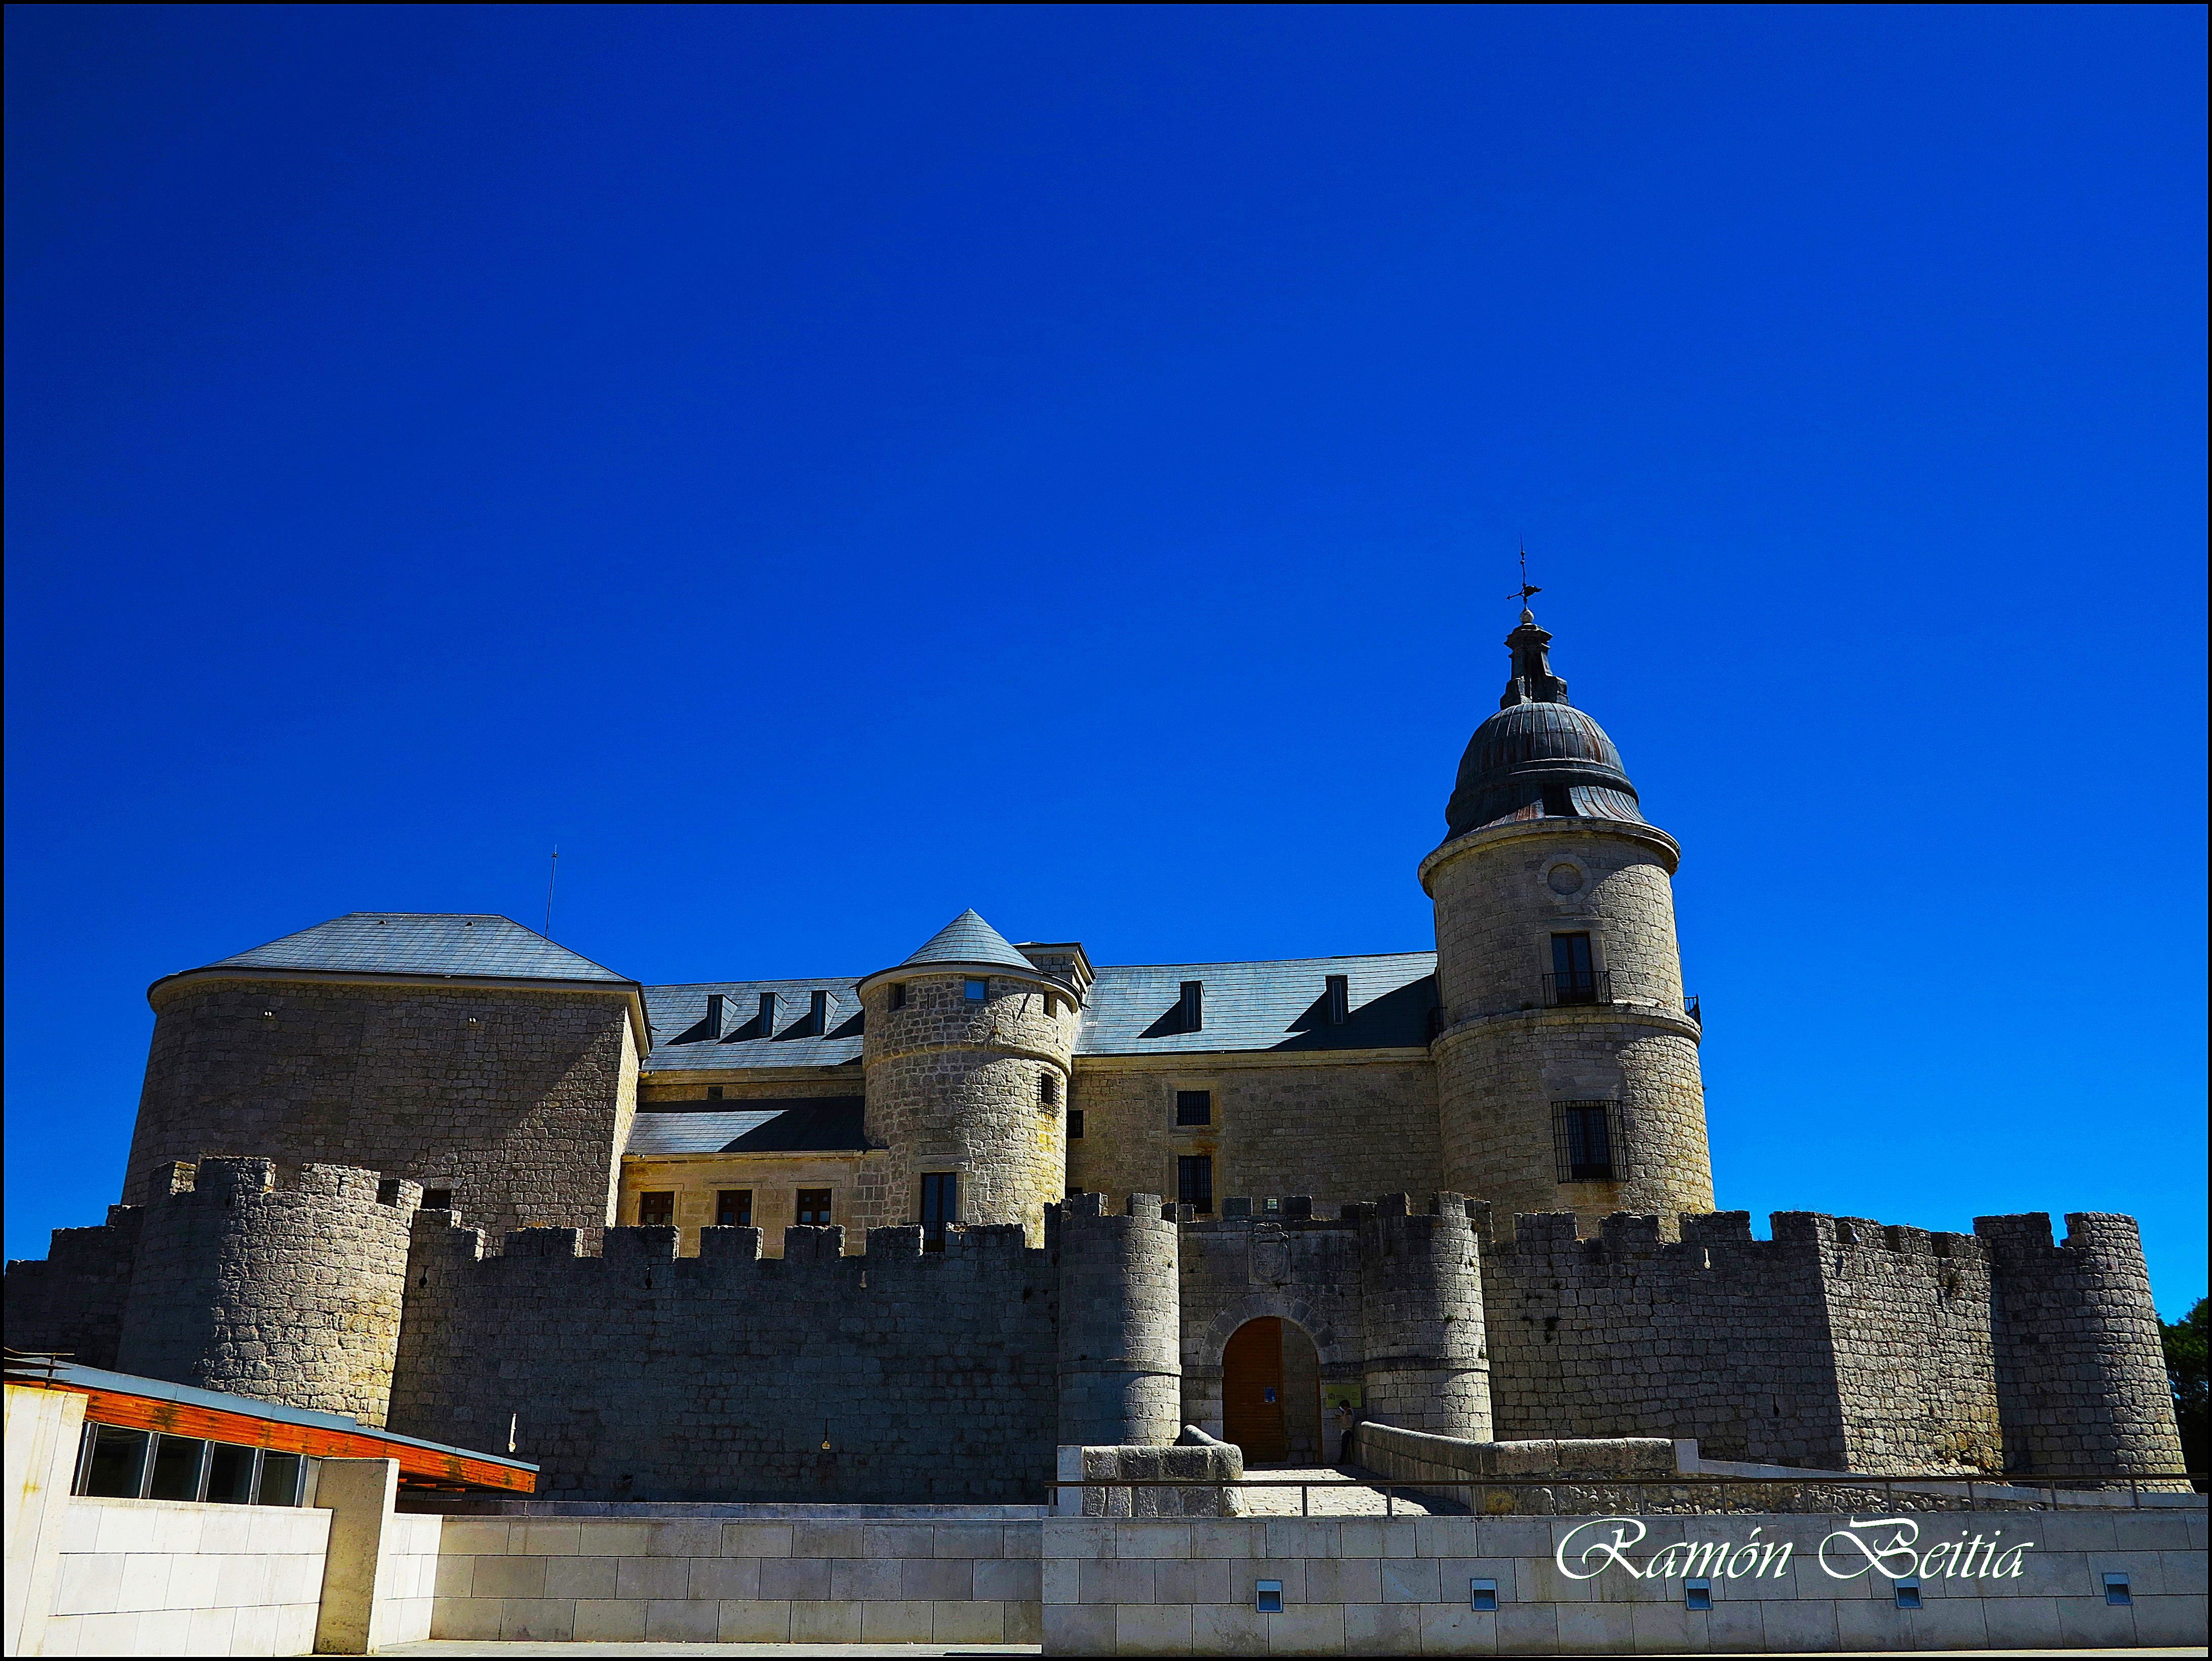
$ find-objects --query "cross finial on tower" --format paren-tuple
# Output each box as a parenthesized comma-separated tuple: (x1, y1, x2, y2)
(1508, 545, 1541, 620)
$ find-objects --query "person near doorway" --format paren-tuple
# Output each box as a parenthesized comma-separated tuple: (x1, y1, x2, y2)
(1334, 1397, 1357, 1465)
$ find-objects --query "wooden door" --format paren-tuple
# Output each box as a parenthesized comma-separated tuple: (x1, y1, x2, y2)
(1222, 1318, 1286, 1462)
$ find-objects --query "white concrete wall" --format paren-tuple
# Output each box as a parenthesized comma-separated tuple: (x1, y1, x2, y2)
(1040, 1510, 2209, 1654)
(371, 1512, 440, 1648)
(37, 1497, 330, 1658)
(5, 1386, 85, 1657)
(430, 1513, 1042, 1644)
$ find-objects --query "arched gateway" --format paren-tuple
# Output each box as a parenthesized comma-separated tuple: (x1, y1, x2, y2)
(1220, 1317, 1323, 1465)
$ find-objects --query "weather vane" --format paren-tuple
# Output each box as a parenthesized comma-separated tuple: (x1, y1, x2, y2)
(1508, 544, 1541, 611)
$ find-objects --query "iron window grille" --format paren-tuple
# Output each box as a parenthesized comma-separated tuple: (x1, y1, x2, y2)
(1547, 931, 1606, 1006)
(1177, 1154, 1214, 1215)
(1040, 1072, 1060, 1106)
(1176, 1089, 1212, 1126)
(1552, 1101, 1616, 1182)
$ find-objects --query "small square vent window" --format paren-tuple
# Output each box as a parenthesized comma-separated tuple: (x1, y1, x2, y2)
(1893, 1578, 1921, 1610)
(2103, 1573, 2130, 1606)
(1684, 1578, 1712, 1611)
(1254, 1580, 1283, 1614)
(1470, 1578, 1497, 1611)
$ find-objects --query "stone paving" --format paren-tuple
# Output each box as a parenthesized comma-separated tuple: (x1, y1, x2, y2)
(1231, 1465, 1454, 1516)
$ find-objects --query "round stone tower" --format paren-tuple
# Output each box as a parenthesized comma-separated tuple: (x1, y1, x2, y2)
(855, 909, 1078, 1247)
(1054, 1191, 1182, 1447)
(113, 1158, 419, 1427)
(1419, 608, 1713, 1233)
(1355, 1192, 1491, 1437)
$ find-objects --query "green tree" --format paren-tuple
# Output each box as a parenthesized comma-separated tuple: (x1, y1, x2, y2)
(2163, 1297, 2207, 1486)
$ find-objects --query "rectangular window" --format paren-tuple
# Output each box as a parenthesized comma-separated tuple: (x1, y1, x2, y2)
(796, 1188, 834, 1226)
(1177, 1154, 1214, 1215)
(1175, 1089, 1212, 1127)
(377, 1178, 402, 1206)
(205, 1443, 258, 1505)
(920, 1172, 958, 1251)
(810, 990, 832, 1033)
(889, 982, 907, 1010)
(716, 1189, 753, 1228)
(80, 1426, 150, 1498)
(256, 1451, 304, 1507)
(704, 992, 726, 1037)
(1325, 974, 1350, 1024)
(964, 977, 989, 1001)
(149, 1434, 207, 1501)
(420, 1188, 452, 1212)
(1552, 1101, 1615, 1182)
(757, 991, 778, 1034)
(1550, 932, 1597, 1004)
(638, 1191, 676, 1227)
(1040, 1072, 1059, 1106)
(1068, 1110, 1085, 1140)
(706, 1084, 724, 1100)
(1178, 979, 1203, 1032)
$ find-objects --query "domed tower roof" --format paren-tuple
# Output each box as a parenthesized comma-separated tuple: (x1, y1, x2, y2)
(1442, 609, 1646, 840)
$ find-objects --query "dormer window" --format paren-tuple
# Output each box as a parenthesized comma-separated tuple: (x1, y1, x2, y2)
(1325, 974, 1350, 1025)
(809, 990, 832, 1034)
(1178, 980, 1203, 1032)
(757, 992, 778, 1035)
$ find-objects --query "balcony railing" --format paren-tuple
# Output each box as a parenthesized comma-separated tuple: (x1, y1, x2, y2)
(1684, 994, 1701, 1024)
(1542, 969, 1611, 1008)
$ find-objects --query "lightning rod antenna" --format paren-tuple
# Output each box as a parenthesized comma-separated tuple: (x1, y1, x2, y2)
(544, 847, 560, 936)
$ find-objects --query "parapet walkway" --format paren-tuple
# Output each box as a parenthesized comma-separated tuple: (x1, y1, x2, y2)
(1231, 1464, 1456, 1516)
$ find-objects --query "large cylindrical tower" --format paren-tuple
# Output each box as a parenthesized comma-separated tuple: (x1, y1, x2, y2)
(1054, 1191, 1182, 1447)
(1421, 609, 1713, 1233)
(1355, 1192, 1490, 1437)
(856, 909, 1077, 1246)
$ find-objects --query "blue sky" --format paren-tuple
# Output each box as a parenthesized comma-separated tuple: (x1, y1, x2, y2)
(7, 7, 2204, 1311)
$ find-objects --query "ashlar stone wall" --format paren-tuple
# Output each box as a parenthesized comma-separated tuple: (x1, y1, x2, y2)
(388, 1218, 1059, 1504)
(126, 978, 639, 1241)
(3, 1205, 141, 1370)
(1066, 1054, 1441, 1220)
(1482, 1209, 2002, 1474)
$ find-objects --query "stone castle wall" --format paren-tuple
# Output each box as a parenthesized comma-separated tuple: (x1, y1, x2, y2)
(387, 1216, 1061, 1503)
(1176, 1209, 1366, 1440)
(1977, 1211, 2189, 1480)
(2, 1205, 142, 1370)
(124, 977, 638, 1241)
(859, 974, 1072, 1245)
(1483, 1209, 2003, 1474)
(114, 1158, 419, 1427)
(1065, 1055, 1441, 1219)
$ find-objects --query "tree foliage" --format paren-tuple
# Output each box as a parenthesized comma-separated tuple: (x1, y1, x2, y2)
(2163, 1297, 2207, 1486)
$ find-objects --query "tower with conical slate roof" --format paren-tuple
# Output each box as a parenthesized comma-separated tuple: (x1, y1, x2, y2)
(1419, 609, 1714, 1232)
(854, 909, 1080, 1245)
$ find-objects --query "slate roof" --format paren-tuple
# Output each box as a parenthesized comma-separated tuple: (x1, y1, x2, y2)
(895, 909, 1037, 973)
(641, 950, 1438, 1075)
(625, 1097, 871, 1156)
(193, 913, 634, 985)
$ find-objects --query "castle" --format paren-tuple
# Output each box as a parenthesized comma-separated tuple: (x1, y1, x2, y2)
(6, 608, 2185, 1502)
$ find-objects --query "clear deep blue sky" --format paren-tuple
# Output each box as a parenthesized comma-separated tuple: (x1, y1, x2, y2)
(7, 7, 2204, 1310)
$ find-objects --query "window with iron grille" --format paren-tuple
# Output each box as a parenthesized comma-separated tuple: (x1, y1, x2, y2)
(796, 1188, 834, 1225)
(639, 1191, 676, 1226)
(1177, 1154, 1214, 1215)
(716, 1189, 752, 1228)
(1040, 1072, 1059, 1106)
(1550, 932, 1597, 1003)
(1552, 1101, 1615, 1182)
(920, 1171, 958, 1250)
(1175, 1089, 1212, 1126)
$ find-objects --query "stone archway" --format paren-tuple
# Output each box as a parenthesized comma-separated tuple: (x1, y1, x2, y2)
(1220, 1317, 1324, 1465)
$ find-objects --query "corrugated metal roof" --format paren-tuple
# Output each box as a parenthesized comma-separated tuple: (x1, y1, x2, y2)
(897, 909, 1037, 972)
(641, 951, 1438, 1072)
(626, 1097, 871, 1155)
(201, 913, 633, 985)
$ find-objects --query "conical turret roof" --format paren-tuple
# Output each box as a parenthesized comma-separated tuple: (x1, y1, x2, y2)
(896, 908, 1037, 973)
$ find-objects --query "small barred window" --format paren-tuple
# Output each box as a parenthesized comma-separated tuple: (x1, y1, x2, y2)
(1552, 1101, 1615, 1182)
